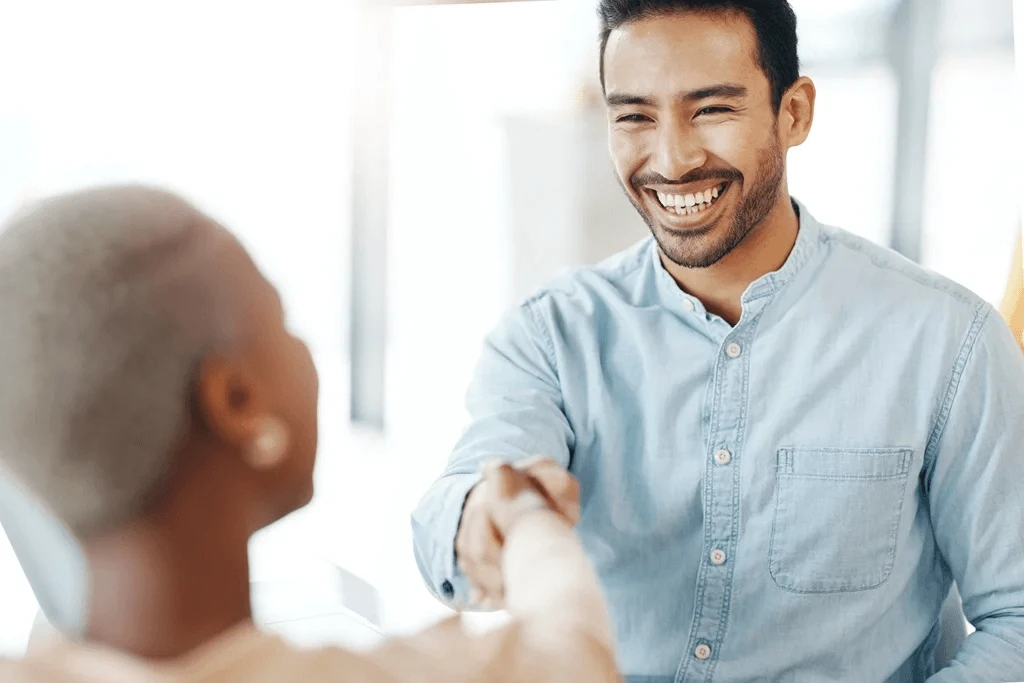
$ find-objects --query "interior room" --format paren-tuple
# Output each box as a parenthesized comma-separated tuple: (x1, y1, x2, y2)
(0, 0, 1021, 676)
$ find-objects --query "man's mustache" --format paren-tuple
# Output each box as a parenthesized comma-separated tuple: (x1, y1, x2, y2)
(632, 167, 742, 190)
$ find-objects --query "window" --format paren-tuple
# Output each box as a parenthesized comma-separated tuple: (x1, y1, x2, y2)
(921, 52, 1020, 304)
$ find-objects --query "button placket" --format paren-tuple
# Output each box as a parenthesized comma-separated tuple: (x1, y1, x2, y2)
(679, 329, 755, 681)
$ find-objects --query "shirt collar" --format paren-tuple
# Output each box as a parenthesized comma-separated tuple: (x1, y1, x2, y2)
(651, 198, 824, 309)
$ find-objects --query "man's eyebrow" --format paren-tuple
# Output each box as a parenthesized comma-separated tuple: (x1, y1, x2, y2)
(605, 84, 749, 107)
(678, 84, 748, 102)
(605, 92, 655, 107)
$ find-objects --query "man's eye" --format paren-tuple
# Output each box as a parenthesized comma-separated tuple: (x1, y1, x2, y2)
(696, 106, 733, 117)
(616, 114, 650, 123)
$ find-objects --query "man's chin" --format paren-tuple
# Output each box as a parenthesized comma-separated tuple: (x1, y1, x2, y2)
(653, 224, 731, 269)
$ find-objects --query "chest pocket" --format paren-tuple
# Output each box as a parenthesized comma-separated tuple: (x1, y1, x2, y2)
(769, 446, 913, 593)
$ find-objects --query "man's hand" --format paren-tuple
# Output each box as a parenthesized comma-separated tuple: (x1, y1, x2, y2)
(454, 456, 581, 608)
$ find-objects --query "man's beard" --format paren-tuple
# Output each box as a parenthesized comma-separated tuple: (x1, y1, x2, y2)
(624, 140, 785, 269)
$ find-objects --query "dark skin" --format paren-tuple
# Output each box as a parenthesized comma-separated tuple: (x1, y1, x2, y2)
(604, 9, 816, 325)
(80, 227, 319, 660)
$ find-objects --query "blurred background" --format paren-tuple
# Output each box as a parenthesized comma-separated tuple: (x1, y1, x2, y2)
(0, 0, 1021, 656)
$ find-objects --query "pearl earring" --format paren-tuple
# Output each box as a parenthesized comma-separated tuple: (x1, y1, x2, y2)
(247, 417, 289, 469)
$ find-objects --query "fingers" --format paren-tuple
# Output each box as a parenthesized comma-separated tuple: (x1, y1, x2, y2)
(484, 461, 539, 503)
(454, 456, 582, 609)
(517, 456, 582, 524)
(455, 488, 506, 607)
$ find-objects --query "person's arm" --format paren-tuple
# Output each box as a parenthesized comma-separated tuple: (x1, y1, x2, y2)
(924, 306, 1024, 682)
(499, 502, 617, 678)
(374, 466, 619, 682)
(410, 299, 574, 606)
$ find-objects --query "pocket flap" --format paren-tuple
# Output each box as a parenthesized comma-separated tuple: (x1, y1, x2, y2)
(777, 447, 912, 479)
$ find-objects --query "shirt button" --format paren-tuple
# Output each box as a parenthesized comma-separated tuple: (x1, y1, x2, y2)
(710, 549, 727, 565)
(682, 298, 696, 312)
(441, 580, 454, 600)
(726, 342, 742, 358)
(714, 449, 732, 465)
(695, 644, 712, 660)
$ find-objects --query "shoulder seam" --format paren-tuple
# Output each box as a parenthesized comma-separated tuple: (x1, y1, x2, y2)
(822, 231, 978, 307)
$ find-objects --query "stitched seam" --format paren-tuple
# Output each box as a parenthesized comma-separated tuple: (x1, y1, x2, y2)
(923, 304, 992, 477)
(524, 297, 560, 386)
(674, 337, 727, 683)
(824, 230, 979, 307)
(770, 447, 911, 593)
(780, 446, 914, 456)
(777, 473, 909, 482)
(777, 448, 912, 479)
(706, 311, 764, 682)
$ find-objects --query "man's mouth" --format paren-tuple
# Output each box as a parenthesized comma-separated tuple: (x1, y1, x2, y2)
(648, 182, 729, 216)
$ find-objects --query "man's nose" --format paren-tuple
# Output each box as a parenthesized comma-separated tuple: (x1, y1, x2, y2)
(650, 121, 707, 182)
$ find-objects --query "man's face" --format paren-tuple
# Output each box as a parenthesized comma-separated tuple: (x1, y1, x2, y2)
(604, 10, 787, 269)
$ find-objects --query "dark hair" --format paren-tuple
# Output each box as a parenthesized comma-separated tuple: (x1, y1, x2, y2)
(598, 0, 800, 111)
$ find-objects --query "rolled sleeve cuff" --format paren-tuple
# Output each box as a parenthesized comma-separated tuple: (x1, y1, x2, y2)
(411, 471, 482, 607)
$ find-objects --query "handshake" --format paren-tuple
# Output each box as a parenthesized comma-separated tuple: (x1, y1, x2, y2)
(455, 456, 582, 609)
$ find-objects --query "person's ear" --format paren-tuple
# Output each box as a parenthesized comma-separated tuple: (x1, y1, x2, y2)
(194, 355, 291, 471)
(779, 76, 816, 149)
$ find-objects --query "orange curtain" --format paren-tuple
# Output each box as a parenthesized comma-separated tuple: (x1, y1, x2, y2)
(1001, 233, 1024, 352)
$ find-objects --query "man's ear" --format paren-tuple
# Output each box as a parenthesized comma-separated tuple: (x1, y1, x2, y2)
(194, 354, 262, 449)
(779, 76, 816, 149)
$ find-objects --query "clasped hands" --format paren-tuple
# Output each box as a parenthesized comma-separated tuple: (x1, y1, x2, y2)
(455, 456, 581, 608)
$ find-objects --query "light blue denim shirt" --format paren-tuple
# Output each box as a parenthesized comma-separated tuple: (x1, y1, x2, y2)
(411, 202, 1024, 682)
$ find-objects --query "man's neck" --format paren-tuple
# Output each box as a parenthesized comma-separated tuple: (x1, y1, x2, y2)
(661, 195, 800, 326)
(82, 505, 254, 660)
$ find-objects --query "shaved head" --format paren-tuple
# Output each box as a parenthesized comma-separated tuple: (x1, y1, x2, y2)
(0, 186, 244, 534)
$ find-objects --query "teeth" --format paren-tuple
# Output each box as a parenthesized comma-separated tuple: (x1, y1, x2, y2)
(655, 183, 725, 211)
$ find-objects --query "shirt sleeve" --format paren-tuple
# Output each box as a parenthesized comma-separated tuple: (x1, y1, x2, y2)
(409, 298, 575, 606)
(924, 306, 1024, 682)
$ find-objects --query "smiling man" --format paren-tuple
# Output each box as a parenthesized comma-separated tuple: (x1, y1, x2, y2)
(412, 1, 1024, 681)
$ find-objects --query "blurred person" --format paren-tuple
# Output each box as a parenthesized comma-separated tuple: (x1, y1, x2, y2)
(0, 186, 619, 682)
(412, 1, 1024, 681)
